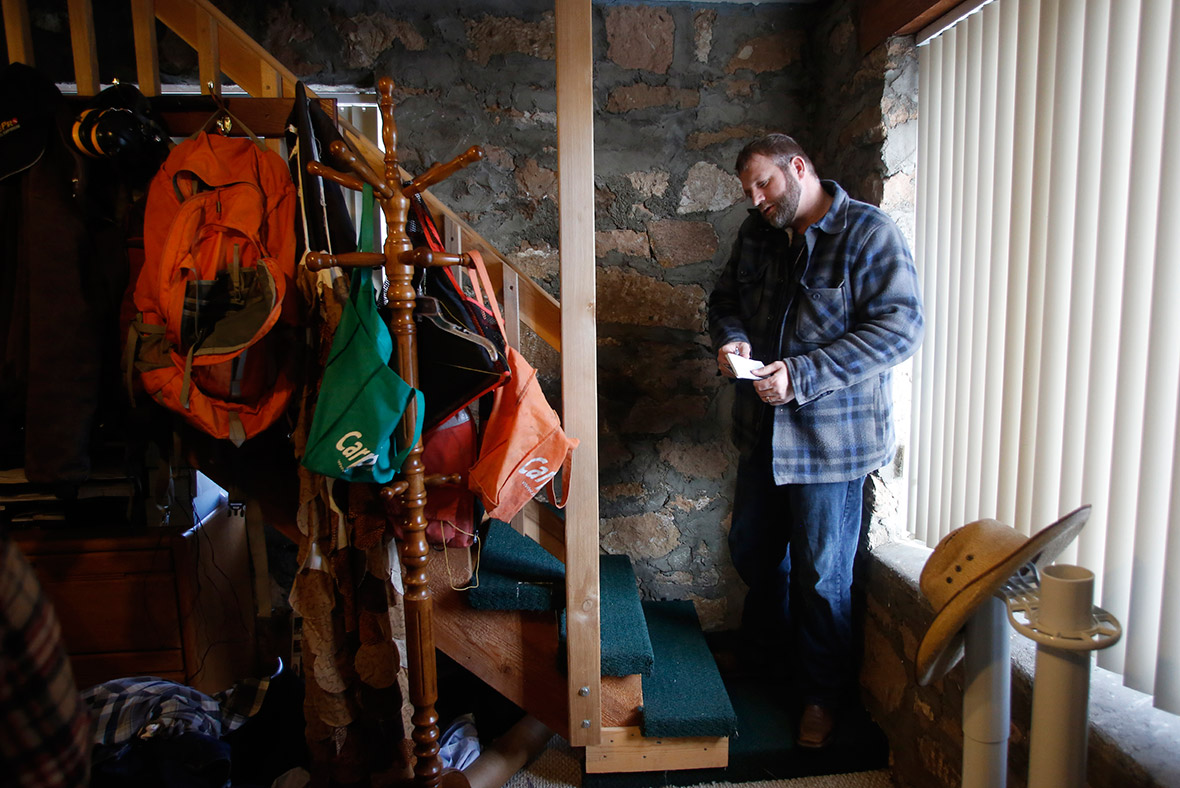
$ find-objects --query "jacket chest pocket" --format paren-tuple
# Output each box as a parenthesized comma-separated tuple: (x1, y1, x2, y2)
(795, 281, 848, 344)
(736, 255, 769, 320)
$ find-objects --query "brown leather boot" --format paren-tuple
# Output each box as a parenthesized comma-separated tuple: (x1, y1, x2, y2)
(796, 703, 835, 748)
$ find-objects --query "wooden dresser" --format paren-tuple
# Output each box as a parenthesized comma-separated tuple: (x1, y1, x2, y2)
(13, 506, 256, 695)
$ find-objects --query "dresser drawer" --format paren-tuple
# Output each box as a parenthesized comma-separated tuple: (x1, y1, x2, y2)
(14, 511, 255, 694)
(37, 572, 182, 654)
(70, 650, 186, 691)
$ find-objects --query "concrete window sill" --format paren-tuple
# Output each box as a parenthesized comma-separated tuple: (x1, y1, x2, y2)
(866, 540, 1180, 788)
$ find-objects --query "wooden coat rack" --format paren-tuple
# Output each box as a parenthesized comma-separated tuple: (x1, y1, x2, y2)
(303, 76, 484, 788)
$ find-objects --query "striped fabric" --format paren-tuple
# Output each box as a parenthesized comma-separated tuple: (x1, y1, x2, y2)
(82, 673, 270, 746)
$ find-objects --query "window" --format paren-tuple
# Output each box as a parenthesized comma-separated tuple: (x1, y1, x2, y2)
(910, 0, 1180, 714)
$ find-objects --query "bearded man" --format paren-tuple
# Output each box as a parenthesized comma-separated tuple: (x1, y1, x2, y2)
(708, 134, 924, 748)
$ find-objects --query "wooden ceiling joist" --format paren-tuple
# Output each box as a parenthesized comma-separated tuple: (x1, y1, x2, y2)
(858, 0, 965, 52)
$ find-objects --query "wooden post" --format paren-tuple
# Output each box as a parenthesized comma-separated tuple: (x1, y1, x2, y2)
(376, 77, 444, 788)
(259, 62, 284, 156)
(3, 0, 33, 66)
(555, 0, 601, 747)
(67, 0, 99, 94)
(197, 10, 219, 96)
(130, 0, 161, 96)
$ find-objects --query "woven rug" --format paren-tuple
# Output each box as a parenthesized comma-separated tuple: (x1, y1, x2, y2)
(505, 736, 895, 788)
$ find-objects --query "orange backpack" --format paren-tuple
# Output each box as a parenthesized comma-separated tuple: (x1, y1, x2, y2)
(128, 132, 297, 445)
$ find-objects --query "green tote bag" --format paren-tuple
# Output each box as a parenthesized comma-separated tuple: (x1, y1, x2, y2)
(302, 189, 423, 483)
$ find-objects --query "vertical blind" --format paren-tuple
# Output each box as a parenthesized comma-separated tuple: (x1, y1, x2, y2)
(910, 0, 1180, 714)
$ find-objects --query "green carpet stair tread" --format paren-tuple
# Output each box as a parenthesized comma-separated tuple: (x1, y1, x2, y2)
(466, 567, 563, 611)
(557, 554, 654, 677)
(599, 554, 654, 677)
(639, 600, 738, 739)
(584, 672, 890, 786)
(480, 519, 566, 583)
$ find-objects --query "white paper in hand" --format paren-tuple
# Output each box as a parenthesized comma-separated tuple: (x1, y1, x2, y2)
(727, 353, 765, 380)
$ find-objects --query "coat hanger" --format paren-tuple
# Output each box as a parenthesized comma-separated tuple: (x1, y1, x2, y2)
(194, 83, 265, 149)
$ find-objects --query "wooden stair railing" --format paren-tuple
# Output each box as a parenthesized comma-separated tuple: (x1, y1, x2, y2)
(4, 0, 606, 756)
(10, 0, 735, 774)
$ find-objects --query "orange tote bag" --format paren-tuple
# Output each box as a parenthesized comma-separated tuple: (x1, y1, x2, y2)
(465, 259, 578, 520)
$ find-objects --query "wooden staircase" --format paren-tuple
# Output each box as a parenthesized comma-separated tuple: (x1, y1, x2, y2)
(2, 0, 731, 780)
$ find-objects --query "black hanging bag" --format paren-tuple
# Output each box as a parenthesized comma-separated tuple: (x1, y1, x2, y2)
(406, 194, 509, 430)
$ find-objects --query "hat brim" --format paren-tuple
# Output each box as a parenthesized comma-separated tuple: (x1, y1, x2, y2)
(915, 504, 1090, 686)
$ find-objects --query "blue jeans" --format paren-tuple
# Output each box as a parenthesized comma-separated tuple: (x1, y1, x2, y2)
(728, 446, 865, 707)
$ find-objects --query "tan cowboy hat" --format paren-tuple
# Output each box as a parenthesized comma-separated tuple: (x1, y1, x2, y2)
(915, 504, 1090, 686)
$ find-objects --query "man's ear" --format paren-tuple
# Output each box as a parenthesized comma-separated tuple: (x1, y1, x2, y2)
(789, 155, 807, 180)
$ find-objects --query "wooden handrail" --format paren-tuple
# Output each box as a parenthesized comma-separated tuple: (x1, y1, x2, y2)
(152, 0, 298, 98)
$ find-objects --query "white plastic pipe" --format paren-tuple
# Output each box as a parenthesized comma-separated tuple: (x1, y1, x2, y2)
(962, 596, 1011, 788)
(1028, 565, 1095, 787)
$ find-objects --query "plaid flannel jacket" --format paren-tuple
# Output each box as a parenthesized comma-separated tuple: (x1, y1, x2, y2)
(82, 674, 270, 746)
(1, 531, 91, 788)
(709, 181, 924, 484)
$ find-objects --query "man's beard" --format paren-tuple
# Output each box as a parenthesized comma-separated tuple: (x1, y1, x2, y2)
(761, 175, 800, 230)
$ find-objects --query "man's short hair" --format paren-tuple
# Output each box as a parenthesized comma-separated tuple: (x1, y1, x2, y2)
(735, 134, 815, 177)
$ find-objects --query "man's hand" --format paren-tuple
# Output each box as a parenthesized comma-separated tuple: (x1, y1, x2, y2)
(752, 360, 795, 406)
(718, 341, 751, 378)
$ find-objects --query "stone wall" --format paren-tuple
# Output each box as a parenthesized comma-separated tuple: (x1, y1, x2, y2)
(809, 0, 920, 551)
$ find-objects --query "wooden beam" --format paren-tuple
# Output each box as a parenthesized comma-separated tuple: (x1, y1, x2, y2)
(67, 0, 99, 94)
(132, 95, 334, 138)
(3, 0, 34, 66)
(555, 0, 601, 749)
(197, 8, 219, 94)
(258, 58, 283, 156)
(584, 727, 729, 773)
(518, 499, 567, 564)
(858, 0, 960, 53)
(259, 61, 282, 99)
(130, 0, 161, 96)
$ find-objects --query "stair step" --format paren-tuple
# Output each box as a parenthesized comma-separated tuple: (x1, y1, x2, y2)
(468, 568, 563, 611)
(468, 521, 565, 611)
(430, 557, 645, 739)
(639, 600, 737, 739)
(481, 519, 565, 582)
(561, 554, 655, 677)
(469, 524, 655, 678)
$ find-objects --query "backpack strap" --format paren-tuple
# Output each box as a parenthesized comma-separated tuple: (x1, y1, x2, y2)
(181, 345, 196, 410)
(124, 318, 166, 404)
(409, 193, 445, 252)
(466, 250, 507, 340)
(124, 323, 141, 404)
